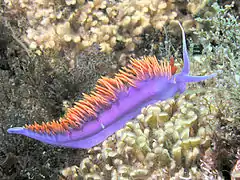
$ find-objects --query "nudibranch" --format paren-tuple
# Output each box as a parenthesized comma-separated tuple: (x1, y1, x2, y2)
(7, 23, 216, 149)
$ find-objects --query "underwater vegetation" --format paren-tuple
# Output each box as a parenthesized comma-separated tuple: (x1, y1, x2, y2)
(190, 2, 240, 179)
(7, 23, 216, 149)
(194, 2, 240, 119)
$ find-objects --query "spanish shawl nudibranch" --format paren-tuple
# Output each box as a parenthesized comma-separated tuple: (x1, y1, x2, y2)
(7, 23, 217, 149)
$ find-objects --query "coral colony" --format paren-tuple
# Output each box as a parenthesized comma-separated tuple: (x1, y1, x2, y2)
(7, 23, 217, 149)
(4, 0, 204, 53)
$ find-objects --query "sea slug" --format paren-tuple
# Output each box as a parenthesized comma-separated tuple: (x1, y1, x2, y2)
(7, 23, 217, 149)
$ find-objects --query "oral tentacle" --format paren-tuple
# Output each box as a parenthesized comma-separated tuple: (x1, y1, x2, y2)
(180, 73, 217, 83)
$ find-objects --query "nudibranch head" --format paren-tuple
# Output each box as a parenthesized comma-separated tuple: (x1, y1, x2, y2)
(7, 22, 216, 149)
(172, 22, 217, 93)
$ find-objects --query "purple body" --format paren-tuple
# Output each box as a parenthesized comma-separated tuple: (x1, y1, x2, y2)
(7, 23, 217, 149)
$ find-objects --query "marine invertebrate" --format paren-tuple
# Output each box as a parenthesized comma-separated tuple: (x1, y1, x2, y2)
(187, 0, 210, 15)
(3, 0, 207, 54)
(7, 23, 216, 149)
(61, 90, 219, 179)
